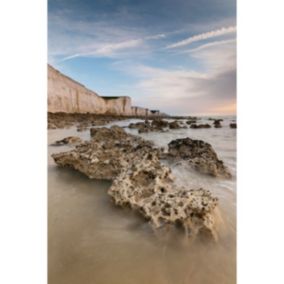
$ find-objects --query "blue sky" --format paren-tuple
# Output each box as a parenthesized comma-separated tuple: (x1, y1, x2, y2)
(48, 0, 236, 115)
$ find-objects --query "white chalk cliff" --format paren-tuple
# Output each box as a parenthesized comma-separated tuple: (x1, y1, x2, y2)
(48, 65, 158, 116)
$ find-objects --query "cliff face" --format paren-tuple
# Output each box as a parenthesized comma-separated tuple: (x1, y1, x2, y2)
(48, 64, 158, 116)
(48, 65, 105, 113)
(131, 106, 148, 117)
(102, 97, 132, 115)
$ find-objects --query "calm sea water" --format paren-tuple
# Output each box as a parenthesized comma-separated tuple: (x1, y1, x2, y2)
(48, 116, 236, 284)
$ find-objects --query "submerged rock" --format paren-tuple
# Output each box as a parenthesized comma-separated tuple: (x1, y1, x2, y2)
(52, 136, 83, 146)
(127, 119, 169, 133)
(190, 123, 211, 129)
(213, 119, 222, 128)
(151, 118, 169, 129)
(128, 119, 185, 132)
(169, 120, 182, 129)
(167, 138, 231, 178)
(186, 119, 197, 125)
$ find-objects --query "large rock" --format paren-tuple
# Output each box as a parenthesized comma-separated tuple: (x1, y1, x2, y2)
(167, 138, 231, 178)
(108, 151, 219, 239)
(52, 126, 155, 180)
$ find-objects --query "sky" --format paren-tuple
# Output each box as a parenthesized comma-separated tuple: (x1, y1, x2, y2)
(48, 0, 236, 116)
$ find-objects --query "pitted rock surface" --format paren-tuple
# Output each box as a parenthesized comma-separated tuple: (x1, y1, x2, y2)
(52, 126, 220, 239)
(52, 126, 155, 180)
(167, 138, 231, 178)
(52, 136, 83, 146)
(109, 151, 219, 239)
(128, 119, 184, 133)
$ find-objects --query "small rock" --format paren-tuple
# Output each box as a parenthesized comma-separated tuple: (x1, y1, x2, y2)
(52, 136, 83, 146)
(190, 123, 211, 129)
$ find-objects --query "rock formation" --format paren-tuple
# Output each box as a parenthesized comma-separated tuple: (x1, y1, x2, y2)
(190, 123, 211, 129)
(186, 119, 197, 125)
(167, 138, 231, 178)
(52, 136, 83, 146)
(52, 126, 220, 239)
(213, 119, 222, 128)
(230, 123, 237, 128)
(128, 119, 184, 133)
(52, 126, 156, 180)
(109, 150, 219, 239)
(48, 112, 126, 129)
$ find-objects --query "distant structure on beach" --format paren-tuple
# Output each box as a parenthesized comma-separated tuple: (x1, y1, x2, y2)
(48, 64, 161, 117)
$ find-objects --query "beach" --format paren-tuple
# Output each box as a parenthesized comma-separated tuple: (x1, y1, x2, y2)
(48, 116, 236, 284)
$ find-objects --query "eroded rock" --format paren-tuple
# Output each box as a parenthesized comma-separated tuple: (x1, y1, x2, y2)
(109, 151, 219, 239)
(169, 120, 182, 129)
(52, 136, 83, 146)
(213, 119, 222, 128)
(167, 138, 231, 178)
(186, 119, 197, 125)
(52, 126, 155, 180)
(190, 123, 211, 129)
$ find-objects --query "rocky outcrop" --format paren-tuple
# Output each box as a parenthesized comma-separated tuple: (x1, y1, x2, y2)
(109, 150, 219, 239)
(167, 138, 231, 178)
(52, 126, 155, 180)
(52, 127, 220, 239)
(186, 119, 197, 125)
(169, 120, 183, 129)
(48, 112, 125, 129)
(190, 123, 211, 129)
(213, 119, 222, 128)
(52, 136, 83, 146)
(128, 119, 184, 133)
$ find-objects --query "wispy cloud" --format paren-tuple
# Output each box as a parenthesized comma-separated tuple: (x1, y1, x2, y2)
(185, 38, 236, 53)
(62, 39, 144, 61)
(166, 26, 236, 49)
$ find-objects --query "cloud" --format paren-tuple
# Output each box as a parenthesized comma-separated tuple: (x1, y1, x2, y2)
(185, 38, 236, 53)
(117, 38, 236, 115)
(49, 10, 167, 62)
(166, 26, 236, 49)
(61, 39, 144, 61)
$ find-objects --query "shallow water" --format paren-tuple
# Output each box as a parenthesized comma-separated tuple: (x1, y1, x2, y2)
(48, 116, 236, 284)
